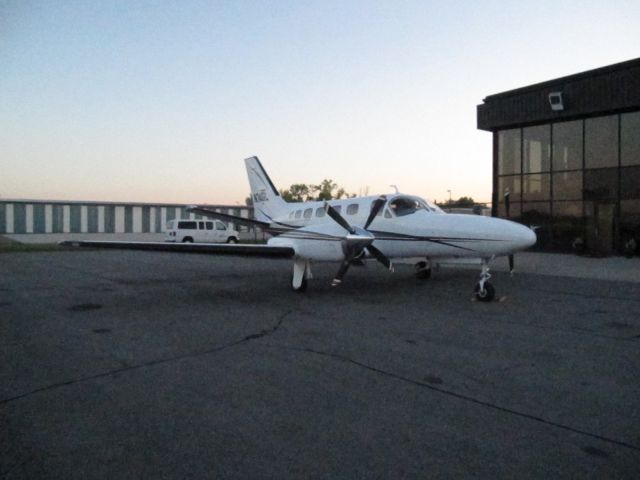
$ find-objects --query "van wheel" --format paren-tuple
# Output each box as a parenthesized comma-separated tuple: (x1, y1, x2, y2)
(183, 237, 193, 243)
(227, 237, 238, 244)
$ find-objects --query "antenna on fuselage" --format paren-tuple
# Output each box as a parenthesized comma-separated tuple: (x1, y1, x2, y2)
(389, 185, 399, 194)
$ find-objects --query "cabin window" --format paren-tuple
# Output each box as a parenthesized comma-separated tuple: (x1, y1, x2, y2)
(384, 209, 392, 219)
(332, 205, 341, 214)
(289, 211, 295, 219)
(315, 207, 325, 217)
(303, 208, 313, 219)
(346, 204, 359, 215)
(294, 210, 302, 219)
(388, 196, 426, 217)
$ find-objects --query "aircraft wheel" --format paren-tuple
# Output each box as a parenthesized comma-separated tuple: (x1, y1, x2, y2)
(474, 281, 495, 302)
(415, 261, 431, 279)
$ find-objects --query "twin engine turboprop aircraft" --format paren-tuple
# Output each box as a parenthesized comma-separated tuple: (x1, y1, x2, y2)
(61, 156, 536, 301)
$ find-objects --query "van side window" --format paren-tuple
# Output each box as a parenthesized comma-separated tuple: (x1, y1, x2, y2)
(303, 208, 312, 219)
(206, 222, 214, 230)
(315, 207, 325, 217)
(178, 221, 197, 229)
(198, 221, 205, 230)
(346, 204, 358, 215)
(216, 222, 226, 231)
(294, 210, 302, 219)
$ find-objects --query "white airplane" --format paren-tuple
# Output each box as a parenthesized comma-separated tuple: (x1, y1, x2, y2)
(61, 156, 536, 301)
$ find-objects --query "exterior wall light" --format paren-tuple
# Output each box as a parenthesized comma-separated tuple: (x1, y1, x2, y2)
(548, 92, 564, 111)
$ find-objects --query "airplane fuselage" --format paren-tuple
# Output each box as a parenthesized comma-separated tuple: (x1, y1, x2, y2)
(263, 194, 536, 262)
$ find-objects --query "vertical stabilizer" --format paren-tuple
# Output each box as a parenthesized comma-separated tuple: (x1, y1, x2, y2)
(244, 156, 288, 223)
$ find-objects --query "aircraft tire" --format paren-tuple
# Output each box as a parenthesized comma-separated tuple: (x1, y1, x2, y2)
(415, 261, 431, 279)
(474, 281, 495, 302)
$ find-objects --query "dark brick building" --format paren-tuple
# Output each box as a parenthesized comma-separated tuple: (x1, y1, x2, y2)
(478, 58, 640, 255)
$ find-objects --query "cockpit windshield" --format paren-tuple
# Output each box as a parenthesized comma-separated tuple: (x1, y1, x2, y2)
(388, 195, 443, 217)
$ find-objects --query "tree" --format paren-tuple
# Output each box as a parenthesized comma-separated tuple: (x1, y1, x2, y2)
(278, 179, 352, 202)
(435, 196, 477, 208)
(280, 183, 313, 202)
(454, 196, 475, 208)
(312, 179, 350, 201)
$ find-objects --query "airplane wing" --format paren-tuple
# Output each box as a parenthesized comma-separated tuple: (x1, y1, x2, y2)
(186, 205, 271, 230)
(59, 240, 295, 258)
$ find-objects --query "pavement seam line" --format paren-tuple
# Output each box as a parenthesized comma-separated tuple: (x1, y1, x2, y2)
(0, 310, 292, 406)
(282, 345, 640, 453)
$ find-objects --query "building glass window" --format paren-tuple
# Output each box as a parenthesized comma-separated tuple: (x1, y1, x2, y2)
(621, 111, 640, 166)
(552, 120, 583, 171)
(521, 202, 550, 218)
(497, 202, 521, 218)
(584, 168, 618, 201)
(553, 201, 583, 217)
(523, 125, 550, 173)
(498, 175, 521, 203)
(621, 166, 640, 200)
(522, 173, 550, 201)
(552, 171, 582, 201)
(498, 129, 521, 175)
(620, 200, 640, 220)
(585, 115, 618, 169)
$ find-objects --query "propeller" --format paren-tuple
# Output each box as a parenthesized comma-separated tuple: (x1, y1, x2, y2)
(324, 197, 393, 286)
(508, 254, 514, 276)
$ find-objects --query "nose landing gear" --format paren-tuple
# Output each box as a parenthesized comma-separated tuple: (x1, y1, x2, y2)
(474, 259, 495, 302)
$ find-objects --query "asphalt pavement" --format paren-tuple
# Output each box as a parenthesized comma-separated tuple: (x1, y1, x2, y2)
(1, 250, 639, 478)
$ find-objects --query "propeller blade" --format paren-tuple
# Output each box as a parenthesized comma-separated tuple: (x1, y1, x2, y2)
(364, 196, 386, 230)
(508, 254, 514, 275)
(325, 202, 355, 234)
(331, 260, 352, 286)
(366, 244, 394, 272)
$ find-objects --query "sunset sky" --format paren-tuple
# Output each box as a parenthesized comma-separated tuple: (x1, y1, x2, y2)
(1, 1, 639, 205)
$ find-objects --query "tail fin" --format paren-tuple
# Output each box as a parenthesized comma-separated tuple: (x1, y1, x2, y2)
(244, 156, 288, 223)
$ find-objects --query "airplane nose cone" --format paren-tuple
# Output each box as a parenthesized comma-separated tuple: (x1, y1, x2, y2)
(514, 223, 537, 250)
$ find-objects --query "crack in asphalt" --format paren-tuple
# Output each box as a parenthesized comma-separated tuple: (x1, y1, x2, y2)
(0, 310, 291, 406)
(281, 345, 640, 453)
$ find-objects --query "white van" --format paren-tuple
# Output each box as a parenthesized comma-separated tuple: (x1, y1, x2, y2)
(165, 219, 239, 244)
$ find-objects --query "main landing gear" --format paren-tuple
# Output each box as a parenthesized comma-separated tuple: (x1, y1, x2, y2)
(474, 259, 495, 302)
(291, 258, 312, 292)
(415, 260, 432, 279)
